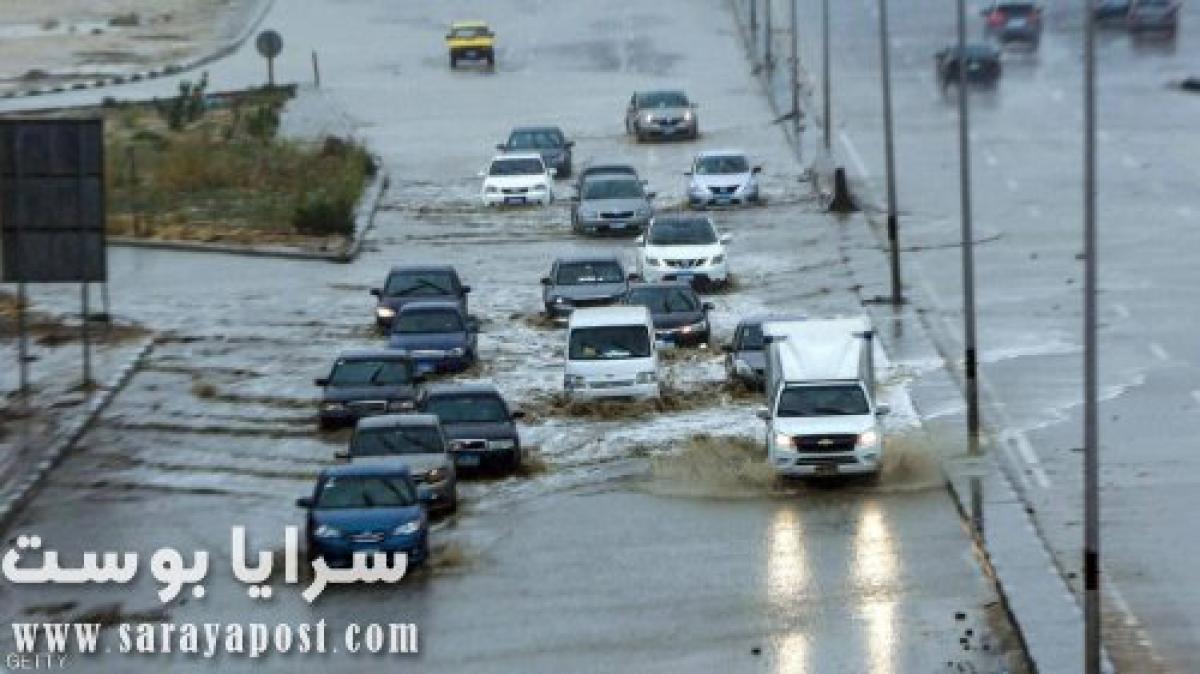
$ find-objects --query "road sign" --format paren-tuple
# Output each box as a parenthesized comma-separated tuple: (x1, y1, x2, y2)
(0, 118, 107, 283)
(256, 29, 283, 58)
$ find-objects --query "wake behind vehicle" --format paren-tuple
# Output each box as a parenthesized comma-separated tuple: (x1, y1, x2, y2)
(371, 265, 470, 328)
(418, 383, 524, 471)
(756, 317, 889, 478)
(497, 126, 574, 179)
(541, 255, 630, 320)
(316, 350, 420, 430)
(935, 45, 1002, 89)
(686, 150, 762, 208)
(446, 21, 495, 69)
(571, 171, 655, 235)
(625, 90, 699, 141)
(564, 306, 660, 401)
(480, 153, 554, 206)
(387, 301, 478, 375)
(339, 414, 457, 514)
(622, 282, 712, 348)
(635, 215, 732, 289)
(297, 464, 429, 568)
(982, 2, 1042, 49)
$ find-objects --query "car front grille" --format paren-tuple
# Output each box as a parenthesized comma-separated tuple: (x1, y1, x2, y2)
(794, 456, 860, 465)
(792, 434, 859, 452)
(665, 258, 707, 268)
(347, 400, 388, 414)
(349, 532, 385, 543)
(590, 380, 635, 389)
(601, 211, 635, 219)
(708, 186, 738, 195)
(451, 439, 488, 451)
(502, 187, 529, 195)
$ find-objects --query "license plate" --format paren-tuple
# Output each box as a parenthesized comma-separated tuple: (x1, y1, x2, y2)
(1008, 18, 1027, 27)
(456, 454, 480, 467)
(814, 464, 838, 476)
(416, 362, 436, 374)
(504, 196, 525, 205)
(715, 198, 731, 205)
(610, 222, 628, 229)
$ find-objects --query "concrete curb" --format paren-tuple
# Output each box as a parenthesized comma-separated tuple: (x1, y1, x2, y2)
(0, 336, 156, 533)
(0, 0, 276, 101)
(107, 160, 390, 264)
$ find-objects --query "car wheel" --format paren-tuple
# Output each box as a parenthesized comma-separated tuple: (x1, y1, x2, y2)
(634, 124, 647, 142)
(508, 450, 522, 473)
(486, 50, 495, 67)
(318, 417, 338, 432)
(449, 53, 457, 69)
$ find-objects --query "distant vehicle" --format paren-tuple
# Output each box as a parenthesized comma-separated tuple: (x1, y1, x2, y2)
(316, 350, 420, 430)
(756, 317, 889, 478)
(497, 126, 574, 178)
(339, 414, 457, 514)
(1128, 0, 1179, 35)
(387, 301, 478, 375)
(370, 265, 470, 328)
(635, 215, 732, 288)
(446, 21, 495, 68)
(935, 45, 1002, 88)
(479, 153, 554, 206)
(622, 282, 713, 348)
(982, 2, 1042, 48)
(541, 255, 630, 320)
(1093, 0, 1132, 23)
(564, 306, 660, 401)
(418, 383, 524, 471)
(624, 90, 699, 141)
(571, 172, 655, 235)
(296, 464, 429, 568)
(686, 150, 762, 208)
(723, 314, 807, 390)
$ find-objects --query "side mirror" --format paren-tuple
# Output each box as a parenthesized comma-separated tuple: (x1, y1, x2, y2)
(719, 233, 733, 244)
(876, 403, 891, 416)
(634, 235, 645, 245)
(702, 302, 714, 312)
(461, 285, 472, 294)
(550, 167, 560, 178)
(626, 272, 639, 281)
(511, 410, 526, 420)
(684, 171, 693, 176)
(540, 276, 551, 285)
(646, 191, 657, 200)
(495, 143, 507, 151)
(476, 170, 487, 178)
(570, 195, 580, 202)
(334, 450, 351, 461)
(445, 33, 453, 40)
(467, 317, 481, 333)
(314, 377, 329, 387)
(755, 407, 771, 421)
(296, 497, 314, 509)
(565, 141, 575, 148)
(752, 166, 763, 174)
(721, 343, 733, 353)
(370, 288, 381, 297)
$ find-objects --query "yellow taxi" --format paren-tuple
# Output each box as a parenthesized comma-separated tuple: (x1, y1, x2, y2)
(445, 21, 495, 69)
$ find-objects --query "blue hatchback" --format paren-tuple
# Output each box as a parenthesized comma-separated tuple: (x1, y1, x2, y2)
(297, 465, 429, 569)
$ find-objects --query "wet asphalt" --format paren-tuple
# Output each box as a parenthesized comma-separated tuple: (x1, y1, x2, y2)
(0, 0, 1033, 671)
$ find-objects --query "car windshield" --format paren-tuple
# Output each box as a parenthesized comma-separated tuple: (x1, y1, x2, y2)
(695, 155, 750, 175)
(451, 26, 489, 38)
(384, 271, 456, 297)
(569, 325, 651, 360)
(638, 91, 690, 108)
(425, 395, 509, 423)
(315, 475, 418, 509)
(583, 179, 644, 200)
(738, 324, 765, 350)
(489, 158, 544, 176)
(555, 261, 624, 285)
(776, 384, 870, 417)
(996, 4, 1037, 14)
(507, 130, 564, 149)
(626, 287, 699, 314)
(648, 219, 717, 246)
(328, 359, 412, 386)
(392, 309, 464, 334)
(583, 167, 637, 182)
(351, 426, 444, 457)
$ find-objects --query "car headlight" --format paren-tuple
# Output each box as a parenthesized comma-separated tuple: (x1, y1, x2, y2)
(375, 306, 396, 318)
(448, 347, 466, 357)
(489, 439, 517, 450)
(553, 296, 567, 304)
(485, 186, 499, 194)
(645, 257, 661, 266)
(679, 318, 708, 334)
(565, 374, 585, 389)
(313, 524, 341, 539)
(387, 399, 414, 412)
(392, 521, 421, 536)
(857, 430, 881, 447)
(711, 254, 725, 264)
(636, 371, 657, 384)
(321, 402, 346, 412)
(683, 110, 695, 121)
(774, 432, 793, 449)
(642, 112, 654, 123)
(426, 467, 449, 482)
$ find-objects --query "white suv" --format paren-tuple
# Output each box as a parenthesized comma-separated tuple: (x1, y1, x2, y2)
(480, 153, 554, 206)
(635, 215, 731, 287)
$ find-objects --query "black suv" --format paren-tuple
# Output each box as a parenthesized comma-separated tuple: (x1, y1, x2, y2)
(417, 383, 524, 471)
(935, 45, 1002, 89)
(622, 282, 712, 347)
(316, 350, 421, 430)
(371, 265, 470, 328)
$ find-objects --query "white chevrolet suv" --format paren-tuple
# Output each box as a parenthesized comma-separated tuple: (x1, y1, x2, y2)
(634, 215, 731, 288)
(480, 153, 554, 207)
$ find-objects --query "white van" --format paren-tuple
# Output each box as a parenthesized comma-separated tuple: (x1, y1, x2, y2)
(756, 316, 889, 477)
(564, 306, 660, 400)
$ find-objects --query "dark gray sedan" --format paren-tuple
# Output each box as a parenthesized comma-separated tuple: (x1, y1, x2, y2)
(624, 90, 698, 141)
(571, 173, 655, 236)
(541, 255, 630, 320)
(497, 126, 574, 178)
(622, 282, 712, 348)
(418, 383, 524, 472)
(316, 350, 420, 430)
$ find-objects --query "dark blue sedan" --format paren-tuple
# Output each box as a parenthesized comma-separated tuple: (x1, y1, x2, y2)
(297, 465, 429, 569)
(387, 301, 478, 375)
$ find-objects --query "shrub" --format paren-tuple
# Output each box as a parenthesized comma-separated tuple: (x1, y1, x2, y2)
(293, 190, 355, 237)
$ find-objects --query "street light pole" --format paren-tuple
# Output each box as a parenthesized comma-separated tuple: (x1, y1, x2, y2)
(955, 0, 983, 536)
(764, 0, 774, 72)
(821, 0, 832, 153)
(789, 0, 800, 132)
(1082, 0, 1102, 669)
(876, 0, 902, 304)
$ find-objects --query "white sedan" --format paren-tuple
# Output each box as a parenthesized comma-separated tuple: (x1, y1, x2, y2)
(479, 153, 554, 206)
(635, 215, 731, 288)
